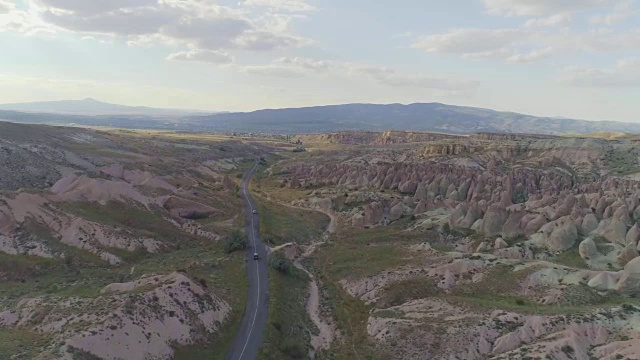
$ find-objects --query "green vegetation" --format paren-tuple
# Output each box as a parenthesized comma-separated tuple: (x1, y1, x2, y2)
(270, 252, 294, 274)
(604, 147, 640, 175)
(224, 228, 247, 254)
(0, 329, 51, 359)
(57, 201, 187, 243)
(317, 221, 424, 279)
(376, 278, 441, 308)
(554, 247, 589, 269)
(259, 266, 313, 360)
(308, 224, 425, 359)
(256, 200, 329, 246)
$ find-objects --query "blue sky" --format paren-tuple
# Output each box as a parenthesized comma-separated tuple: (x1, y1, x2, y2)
(0, 0, 639, 122)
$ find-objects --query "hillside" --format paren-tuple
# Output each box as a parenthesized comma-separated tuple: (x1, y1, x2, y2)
(192, 103, 640, 135)
(0, 122, 275, 359)
(2, 102, 640, 135)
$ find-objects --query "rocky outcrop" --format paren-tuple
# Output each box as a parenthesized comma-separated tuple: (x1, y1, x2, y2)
(617, 243, 639, 265)
(364, 202, 385, 227)
(579, 238, 599, 260)
(547, 218, 578, 251)
(481, 205, 508, 237)
(595, 218, 628, 244)
(615, 257, 640, 296)
(1, 272, 230, 360)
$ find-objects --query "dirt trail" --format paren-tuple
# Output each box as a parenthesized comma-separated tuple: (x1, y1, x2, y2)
(292, 257, 335, 356)
(256, 191, 337, 356)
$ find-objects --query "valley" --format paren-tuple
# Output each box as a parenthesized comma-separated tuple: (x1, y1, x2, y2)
(2, 122, 640, 359)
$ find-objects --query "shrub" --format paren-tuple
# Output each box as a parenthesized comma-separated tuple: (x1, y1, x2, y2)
(514, 192, 529, 204)
(224, 229, 247, 254)
(278, 338, 306, 359)
(270, 253, 293, 274)
(561, 345, 574, 355)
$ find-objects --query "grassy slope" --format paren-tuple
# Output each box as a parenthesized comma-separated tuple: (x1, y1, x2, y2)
(259, 267, 314, 360)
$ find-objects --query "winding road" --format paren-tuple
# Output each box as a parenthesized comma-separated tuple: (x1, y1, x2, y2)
(225, 161, 269, 360)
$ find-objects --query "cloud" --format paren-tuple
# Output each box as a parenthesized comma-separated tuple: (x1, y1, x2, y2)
(562, 58, 640, 87)
(0, 0, 14, 14)
(235, 64, 306, 78)
(235, 57, 480, 93)
(540, 29, 640, 53)
(412, 28, 527, 56)
(412, 26, 640, 63)
(590, 0, 635, 25)
(506, 47, 553, 63)
(235, 30, 311, 51)
(167, 49, 233, 64)
(483, 0, 613, 16)
(524, 14, 572, 27)
(41, 6, 176, 35)
(2, 0, 312, 54)
(0, 2, 57, 35)
(162, 17, 252, 49)
(242, 0, 315, 12)
(37, 0, 158, 15)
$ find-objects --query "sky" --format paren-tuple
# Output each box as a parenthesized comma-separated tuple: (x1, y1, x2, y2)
(0, 0, 639, 121)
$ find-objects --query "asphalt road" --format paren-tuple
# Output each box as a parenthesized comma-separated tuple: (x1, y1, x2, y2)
(225, 161, 269, 360)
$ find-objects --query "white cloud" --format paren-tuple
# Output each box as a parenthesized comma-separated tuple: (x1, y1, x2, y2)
(0, 0, 15, 14)
(524, 14, 572, 27)
(412, 28, 527, 57)
(483, 0, 613, 16)
(235, 64, 306, 78)
(242, 0, 315, 12)
(162, 17, 251, 49)
(539, 29, 640, 53)
(167, 49, 233, 64)
(590, 0, 635, 25)
(235, 30, 311, 51)
(1, 0, 312, 54)
(506, 47, 553, 64)
(412, 26, 640, 63)
(40, 6, 176, 35)
(235, 57, 480, 93)
(562, 58, 640, 87)
(0, 2, 56, 35)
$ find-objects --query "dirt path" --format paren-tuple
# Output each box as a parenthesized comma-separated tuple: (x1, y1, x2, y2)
(256, 191, 337, 356)
(294, 261, 335, 356)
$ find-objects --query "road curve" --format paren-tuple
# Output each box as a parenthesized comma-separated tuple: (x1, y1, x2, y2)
(225, 161, 269, 360)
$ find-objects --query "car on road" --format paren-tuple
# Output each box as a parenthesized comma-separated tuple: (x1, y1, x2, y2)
(252, 209, 258, 214)
(253, 253, 259, 260)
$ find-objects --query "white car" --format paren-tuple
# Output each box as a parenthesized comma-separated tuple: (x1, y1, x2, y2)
(252, 209, 258, 214)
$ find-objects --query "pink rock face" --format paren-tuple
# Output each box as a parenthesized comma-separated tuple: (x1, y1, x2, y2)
(388, 203, 404, 222)
(581, 213, 599, 236)
(481, 205, 508, 237)
(617, 243, 639, 266)
(626, 224, 640, 245)
(548, 218, 578, 251)
(596, 218, 629, 244)
(615, 257, 640, 296)
(364, 202, 385, 226)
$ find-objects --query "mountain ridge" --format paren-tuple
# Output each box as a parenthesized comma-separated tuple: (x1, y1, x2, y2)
(1, 101, 639, 135)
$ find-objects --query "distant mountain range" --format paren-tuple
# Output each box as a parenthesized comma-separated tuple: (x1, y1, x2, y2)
(1, 100, 639, 135)
(188, 103, 640, 135)
(0, 98, 213, 116)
